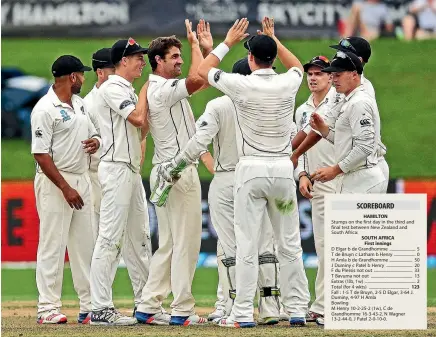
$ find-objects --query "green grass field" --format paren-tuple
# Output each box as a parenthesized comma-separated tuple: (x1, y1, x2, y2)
(2, 38, 436, 180)
(2, 268, 436, 336)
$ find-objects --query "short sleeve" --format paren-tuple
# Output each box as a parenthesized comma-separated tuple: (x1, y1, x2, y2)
(284, 67, 304, 93)
(157, 78, 189, 107)
(102, 83, 135, 120)
(207, 68, 243, 99)
(31, 109, 54, 154)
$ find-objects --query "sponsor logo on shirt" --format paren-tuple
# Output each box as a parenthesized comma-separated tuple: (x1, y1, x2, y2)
(200, 121, 208, 127)
(35, 128, 43, 138)
(360, 118, 371, 127)
(60, 109, 71, 122)
(119, 100, 134, 110)
(171, 79, 180, 87)
(214, 70, 223, 82)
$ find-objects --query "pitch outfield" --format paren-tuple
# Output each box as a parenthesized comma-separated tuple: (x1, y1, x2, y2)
(2, 38, 436, 180)
(1, 268, 436, 336)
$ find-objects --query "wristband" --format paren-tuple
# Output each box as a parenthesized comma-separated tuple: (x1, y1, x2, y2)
(299, 172, 310, 180)
(210, 42, 230, 61)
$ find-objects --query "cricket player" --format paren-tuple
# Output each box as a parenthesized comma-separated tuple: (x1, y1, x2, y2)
(83, 47, 152, 317)
(329, 37, 389, 191)
(89, 38, 150, 326)
(83, 48, 115, 240)
(196, 17, 310, 328)
(291, 37, 389, 192)
(159, 56, 287, 325)
(31, 55, 99, 324)
(309, 51, 386, 194)
(135, 20, 213, 326)
(293, 55, 337, 326)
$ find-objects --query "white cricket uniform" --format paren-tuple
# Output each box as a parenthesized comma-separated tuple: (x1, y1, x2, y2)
(324, 85, 386, 193)
(83, 85, 102, 240)
(84, 83, 151, 309)
(182, 95, 283, 319)
(344, 74, 389, 190)
(206, 67, 310, 322)
(90, 75, 151, 311)
(31, 86, 99, 314)
(294, 87, 338, 316)
(138, 74, 202, 317)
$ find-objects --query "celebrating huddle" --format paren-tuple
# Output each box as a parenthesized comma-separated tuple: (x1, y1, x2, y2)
(30, 16, 388, 328)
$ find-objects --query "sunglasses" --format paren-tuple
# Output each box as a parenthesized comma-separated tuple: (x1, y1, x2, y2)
(246, 36, 255, 53)
(339, 39, 357, 53)
(121, 37, 137, 59)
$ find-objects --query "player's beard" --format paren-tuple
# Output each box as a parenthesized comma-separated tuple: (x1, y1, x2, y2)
(71, 78, 83, 94)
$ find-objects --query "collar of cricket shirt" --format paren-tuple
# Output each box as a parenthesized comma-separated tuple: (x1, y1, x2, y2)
(344, 84, 365, 102)
(108, 74, 133, 88)
(48, 85, 78, 109)
(306, 86, 335, 108)
(251, 68, 277, 76)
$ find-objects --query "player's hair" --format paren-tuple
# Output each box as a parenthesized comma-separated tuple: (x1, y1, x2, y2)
(148, 36, 183, 71)
(253, 56, 274, 68)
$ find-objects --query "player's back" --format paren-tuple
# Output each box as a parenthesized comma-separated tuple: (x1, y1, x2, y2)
(214, 67, 303, 158)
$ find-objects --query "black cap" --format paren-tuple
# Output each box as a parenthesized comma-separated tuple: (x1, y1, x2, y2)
(303, 55, 331, 72)
(330, 37, 371, 63)
(92, 48, 114, 71)
(111, 38, 148, 65)
(232, 58, 252, 75)
(322, 51, 363, 74)
(51, 55, 92, 77)
(243, 35, 277, 63)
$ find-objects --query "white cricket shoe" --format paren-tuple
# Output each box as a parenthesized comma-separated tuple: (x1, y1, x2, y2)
(37, 310, 67, 324)
(218, 317, 256, 328)
(207, 308, 226, 321)
(90, 307, 137, 326)
(136, 311, 171, 325)
(169, 314, 208, 326)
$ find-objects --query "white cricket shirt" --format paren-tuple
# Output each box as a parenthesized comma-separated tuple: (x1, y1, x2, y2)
(83, 85, 102, 172)
(97, 74, 142, 173)
(294, 87, 337, 175)
(147, 74, 196, 165)
(325, 86, 381, 173)
(31, 86, 100, 174)
(207, 67, 303, 158)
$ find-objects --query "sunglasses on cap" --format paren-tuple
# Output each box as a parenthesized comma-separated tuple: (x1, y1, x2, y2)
(338, 39, 357, 54)
(121, 37, 138, 59)
(335, 51, 357, 72)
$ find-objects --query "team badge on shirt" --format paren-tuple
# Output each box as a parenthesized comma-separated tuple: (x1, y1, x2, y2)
(60, 109, 71, 122)
(35, 128, 43, 138)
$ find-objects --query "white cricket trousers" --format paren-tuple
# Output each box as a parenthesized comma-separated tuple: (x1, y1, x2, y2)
(35, 171, 94, 314)
(90, 162, 150, 311)
(337, 166, 387, 194)
(209, 171, 281, 319)
(138, 165, 202, 316)
(230, 157, 310, 322)
(308, 180, 337, 316)
(378, 158, 390, 193)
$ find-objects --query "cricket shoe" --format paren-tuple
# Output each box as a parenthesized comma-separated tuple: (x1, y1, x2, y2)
(306, 311, 323, 322)
(218, 317, 256, 328)
(90, 307, 137, 326)
(316, 316, 325, 326)
(257, 316, 279, 325)
(280, 308, 290, 321)
(78, 312, 91, 324)
(207, 308, 226, 321)
(37, 310, 67, 324)
(290, 316, 307, 327)
(136, 311, 171, 325)
(169, 314, 208, 326)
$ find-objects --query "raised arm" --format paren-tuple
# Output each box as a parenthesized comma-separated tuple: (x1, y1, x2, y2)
(198, 18, 249, 81)
(259, 17, 303, 72)
(185, 19, 207, 95)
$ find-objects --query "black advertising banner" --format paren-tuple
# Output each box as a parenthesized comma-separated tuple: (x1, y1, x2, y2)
(2, 0, 411, 38)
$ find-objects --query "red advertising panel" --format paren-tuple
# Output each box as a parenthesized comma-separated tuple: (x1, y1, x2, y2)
(402, 181, 436, 255)
(1, 181, 39, 262)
